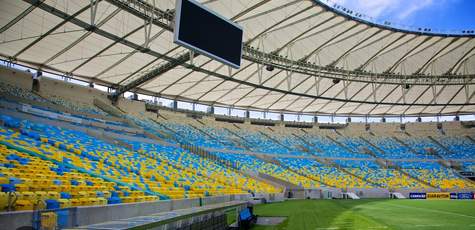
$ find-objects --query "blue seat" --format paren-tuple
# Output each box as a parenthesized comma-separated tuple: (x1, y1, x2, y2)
(45, 199, 60, 209)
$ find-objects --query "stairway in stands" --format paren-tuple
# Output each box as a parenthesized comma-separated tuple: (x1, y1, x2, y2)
(292, 132, 324, 153)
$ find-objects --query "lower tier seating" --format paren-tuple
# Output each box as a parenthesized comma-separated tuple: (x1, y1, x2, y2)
(212, 152, 321, 188)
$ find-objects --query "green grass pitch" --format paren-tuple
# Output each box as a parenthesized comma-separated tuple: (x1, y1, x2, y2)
(251, 199, 475, 230)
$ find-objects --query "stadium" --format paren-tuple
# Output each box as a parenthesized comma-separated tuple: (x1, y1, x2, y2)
(0, 0, 474, 229)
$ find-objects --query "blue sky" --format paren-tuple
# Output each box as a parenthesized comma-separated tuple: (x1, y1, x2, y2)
(331, 0, 474, 32)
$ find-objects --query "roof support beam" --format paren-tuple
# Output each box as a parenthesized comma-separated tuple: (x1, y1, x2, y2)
(281, 77, 322, 111)
(273, 13, 335, 55)
(300, 20, 359, 60)
(367, 84, 401, 115)
(402, 85, 432, 115)
(356, 34, 408, 71)
(385, 36, 433, 73)
(456, 88, 475, 114)
(92, 29, 167, 79)
(262, 76, 314, 109)
(13, 3, 94, 58)
(414, 37, 460, 74)
(317, 80, 355, 112)
(445, 44, 475, 74)
(328, 28, 382, 67)
(333, 82, 371, 113)
(0, 1, 44, 34)
(70, 24, 146, 74)
(454, 53, 475, 74)
(41, 7, 122, 66)
(348, 78, 390, 114)
(236, 0, 301, 23)
(90, 0, 100, 26)
(297, 81, 337, 113)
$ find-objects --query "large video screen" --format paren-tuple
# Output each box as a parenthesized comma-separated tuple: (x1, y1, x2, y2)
(174, 0, 243, 68)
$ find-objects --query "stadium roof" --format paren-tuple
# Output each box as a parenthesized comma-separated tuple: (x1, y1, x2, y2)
(1, 0, 475, 116)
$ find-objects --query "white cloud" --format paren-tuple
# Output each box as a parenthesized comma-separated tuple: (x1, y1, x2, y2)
(396, 0, 433, 20)
(331, 0, 444, 21)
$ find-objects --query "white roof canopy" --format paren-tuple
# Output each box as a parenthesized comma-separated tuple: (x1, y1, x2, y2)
(1, 0, 474, 116)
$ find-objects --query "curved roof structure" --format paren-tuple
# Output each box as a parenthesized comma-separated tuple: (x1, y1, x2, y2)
(1, 0, 474, 116)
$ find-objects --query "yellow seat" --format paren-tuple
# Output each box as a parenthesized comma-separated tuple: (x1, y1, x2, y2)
(121, 197, 135, 203)
(0, 192, 9, 210)
(58, 199, 71, 208)
(47, 192, 60, 200)
(0, 177, 9, 184)
(35, 191, 48, 201)
(96, 198, 107, 206)
(79, 198, 90, 206)
(15, 184, 30, 192)
(70, 199, 81, 207)
(15, 200, 33, 211)
(19, 191, 36, 201)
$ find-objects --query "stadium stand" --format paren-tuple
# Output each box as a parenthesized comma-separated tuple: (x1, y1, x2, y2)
(1, 0, 474, 228)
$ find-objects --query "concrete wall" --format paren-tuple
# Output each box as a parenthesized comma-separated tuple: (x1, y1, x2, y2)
(0, 66, 33, 90)
(349, 188, 390, 198)
(0, 194, 250, 230)
(39, 76, 108, 106)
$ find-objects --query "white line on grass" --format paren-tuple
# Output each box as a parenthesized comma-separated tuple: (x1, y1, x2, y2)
(385, 203, 475, 219)
(316, 226, 389, 230)
(414, 224, 442, 227)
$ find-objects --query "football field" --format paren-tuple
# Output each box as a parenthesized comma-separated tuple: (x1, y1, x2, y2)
(251, 199, 475, 230)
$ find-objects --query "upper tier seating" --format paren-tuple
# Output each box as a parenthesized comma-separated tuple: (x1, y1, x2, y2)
(160, 121, 240, 150)
(212, 128, 307, 156)
(366, 137, 418, 159)
(0, 81, 106, 116)
(44, 94, 108, 116)
(399, 137, 445, 159)
(301, 134, 368, 158)
(0, 82, 48, 103)
(433, 136, 475, 159)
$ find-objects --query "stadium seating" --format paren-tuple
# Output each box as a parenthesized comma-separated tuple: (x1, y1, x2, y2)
(0, 81, 48, 103)
(0, 142, 123, 211)
(124, 140, 281, 194)
(277, 158, 373, 188)
(0, 113, 281, 206)
(301, 134, 369, 158)
(0, 73, 474, 214)
(365, 137, 419, 159)
(160, 121, 239, 150)
(433, 136, 475, 159)
(212, 152, 320, 188)
(398, 137, 445, 159)
(43, 94, 108, 116)
(397, 161, 472, 189)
